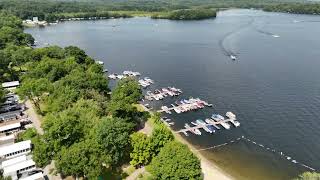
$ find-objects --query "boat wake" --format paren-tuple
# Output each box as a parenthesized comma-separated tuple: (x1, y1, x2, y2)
(254, 28, 280, 38)
(219, 16, 254, 60)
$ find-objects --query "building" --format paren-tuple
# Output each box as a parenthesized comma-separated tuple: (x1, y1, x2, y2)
(0, 110, 21, 122)
(0, 140, 32, 160)
(1, 81, 20, 90)
(0, 134, 15, 147)
(1, 155, 27, 169)
(0, 120, 21, 134)
(32, 17, 39, 23)
(19, 172, 44, 180)
(3, 159, 36, 179)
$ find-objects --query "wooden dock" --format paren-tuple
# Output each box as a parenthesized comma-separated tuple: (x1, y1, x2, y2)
(177, 118, 239, 134)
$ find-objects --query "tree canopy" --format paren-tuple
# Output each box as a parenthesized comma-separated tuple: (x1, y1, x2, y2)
(148, 141, 202, 180)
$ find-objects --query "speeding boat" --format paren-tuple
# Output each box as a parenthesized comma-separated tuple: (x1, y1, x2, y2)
(230, 55, 237, 60)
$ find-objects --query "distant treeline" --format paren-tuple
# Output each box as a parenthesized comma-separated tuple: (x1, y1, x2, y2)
(263, 3, 320, 15)
(0, 0, 320, 22)
(46, 12, 132, 22)
(152, 9, 217, 20)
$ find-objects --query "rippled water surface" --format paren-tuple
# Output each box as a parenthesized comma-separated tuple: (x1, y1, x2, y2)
(26, 9, 320, 179)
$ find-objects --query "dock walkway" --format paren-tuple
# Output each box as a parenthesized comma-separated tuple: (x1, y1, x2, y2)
(177, 118, 238, 134)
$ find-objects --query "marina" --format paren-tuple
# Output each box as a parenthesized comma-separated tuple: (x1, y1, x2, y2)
(26, 9, 320, 177)
(138, 77, 154, 88)
(144, 87, 182, 100)
(177, 112, 240, 136)
(157, 97, 212, 114)
(108, 70, 141, 79)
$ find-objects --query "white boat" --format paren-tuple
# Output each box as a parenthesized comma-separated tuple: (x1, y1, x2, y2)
(220, 122, 231, 130)
(108, 74, 117, 79)
(230, 55, 237, 60)
(230, 120, 240, 127)
(272, 34, 280, 38)
(226, 112, 236, 119)
(191, 121, 198, 126)
(96, 61, 104, 65)
(194, 128, 202, 135)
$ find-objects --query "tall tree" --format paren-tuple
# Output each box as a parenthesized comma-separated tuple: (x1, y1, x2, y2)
(111, 78, 142, 104)
(17, 77, 52, 113)
(95, 117, 134, 166)
(130, 132, 153, 167)
(150, 124, 174, 154)
(148, 141, 202, 180)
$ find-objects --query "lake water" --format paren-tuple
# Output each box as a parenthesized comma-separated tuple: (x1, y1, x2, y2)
(25, 9, 320, 180)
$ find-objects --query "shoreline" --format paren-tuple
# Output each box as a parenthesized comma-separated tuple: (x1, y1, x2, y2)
(173, 132, 234, 180)
(139, 104, 234, 180)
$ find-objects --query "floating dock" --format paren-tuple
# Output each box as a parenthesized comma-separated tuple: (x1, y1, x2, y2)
(145, 87, 182, 101)
(177, 112, 240, 136)
(157, 98, 212, 114)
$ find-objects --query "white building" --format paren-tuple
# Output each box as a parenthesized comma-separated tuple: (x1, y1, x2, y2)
(0, 134, 15, 147)
(3, 159, 36, 179)
(0, 140, 32, 160)
(32, 17, 39, 22)
(1, 155, 27, 168)
(1, 81, 20, 89)
(0, 121, 21, 134)
(20, 172, 44, 180)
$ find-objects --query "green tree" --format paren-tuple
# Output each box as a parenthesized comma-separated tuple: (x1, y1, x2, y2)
(130, 132, 153, 167)
(64, 46, 87, 64)
(16, 128, 37, 142)
(150, 124, 174, 154)
(148, 141, 202, 180)
(17, 77, 52, 113)
(111, 78, 142, 104)
(55, 139, 109, 179)
(95, 117, 134, 166)
(31, 135, 52, 168)
(294, 172, 320, 180)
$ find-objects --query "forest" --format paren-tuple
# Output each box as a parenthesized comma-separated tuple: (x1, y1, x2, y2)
(151, 9, 217, 20)
(1, 0, 319, 22)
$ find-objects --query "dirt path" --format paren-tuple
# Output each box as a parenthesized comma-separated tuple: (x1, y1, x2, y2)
(25, 100, 62, 180)
(25, 100, 43, 135)
(125, 167, 145, 180)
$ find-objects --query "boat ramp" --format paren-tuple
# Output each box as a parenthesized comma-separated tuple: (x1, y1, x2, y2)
(177, 112, 240, 136)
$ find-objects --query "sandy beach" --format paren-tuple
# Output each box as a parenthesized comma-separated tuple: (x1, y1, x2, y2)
(174, 133, 234, 180)
(139, 103, 234, 180)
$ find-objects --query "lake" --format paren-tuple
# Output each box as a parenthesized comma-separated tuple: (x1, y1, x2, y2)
(25, 9, 320, 180)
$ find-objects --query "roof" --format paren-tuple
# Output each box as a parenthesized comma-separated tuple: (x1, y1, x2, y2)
(0, 110, 21, 120)
(0, 122, 21, 132)
(2, 81, 20, 88)
(0, 134, 15, 141)
(20, 172, 44, 180)
(0, 140, 31, 156)
(2, 155, 27, 168)
(3, 159, 35, 175)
